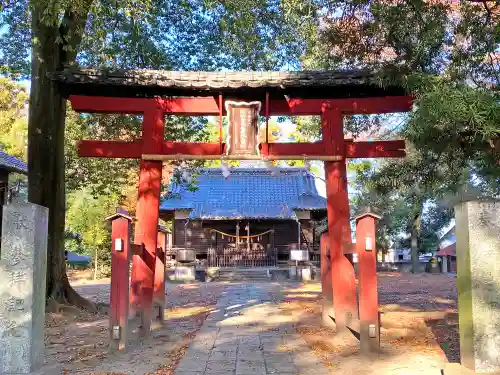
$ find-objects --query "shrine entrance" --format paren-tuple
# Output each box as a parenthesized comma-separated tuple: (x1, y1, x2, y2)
(207, 225, 277, 268)
(50, 69, 412, 352)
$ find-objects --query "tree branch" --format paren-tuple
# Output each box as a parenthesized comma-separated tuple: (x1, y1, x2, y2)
(58, 1, 94, 66)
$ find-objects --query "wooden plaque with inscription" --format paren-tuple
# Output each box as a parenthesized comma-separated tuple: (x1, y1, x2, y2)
(225, 101, 261, 157)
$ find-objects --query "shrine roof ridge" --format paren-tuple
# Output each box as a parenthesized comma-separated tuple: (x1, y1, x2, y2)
(49, 68, 406, 98)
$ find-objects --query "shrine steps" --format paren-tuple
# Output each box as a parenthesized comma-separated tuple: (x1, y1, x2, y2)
(217, 267, 274, 282)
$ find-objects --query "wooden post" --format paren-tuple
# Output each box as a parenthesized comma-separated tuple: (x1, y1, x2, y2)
(320, 232, 334, 327)
(107, 210, 132, 352)
(130, 107, 164, 336)
(247, 221, 252, 267)
(154, 227, 167, 321)
(236, 222, 240, 248)
(356, 210, 381, 353)
(323, 107, 358, 332)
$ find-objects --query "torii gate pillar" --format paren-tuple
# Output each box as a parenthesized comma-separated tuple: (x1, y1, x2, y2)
(323, 107, 358, 331)
(130, 108, 164, 336)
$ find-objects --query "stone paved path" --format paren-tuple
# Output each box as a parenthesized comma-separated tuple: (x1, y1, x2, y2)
(175, 282, 329, 375)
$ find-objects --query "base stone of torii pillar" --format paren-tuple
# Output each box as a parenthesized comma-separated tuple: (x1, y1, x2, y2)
(0, 203, 48, 374)
(455, 201, 500, 373)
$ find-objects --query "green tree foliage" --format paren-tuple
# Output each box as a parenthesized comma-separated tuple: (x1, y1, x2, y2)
(302, 0, 499, 187)
(1, 0, 313, 76)
(405, 77, 500, 194)
(65, 111, 141, 195)
(350, 154, 454, 258)
(299, 1, 499, 270)
(66, 188, 119, 277)
(0, 0, 315, 305)
(0, 78, 28, 158)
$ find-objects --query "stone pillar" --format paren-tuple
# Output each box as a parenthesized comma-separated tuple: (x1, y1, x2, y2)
(0, 203, 48, 374)
(455, 201, 500, 373)
(442, 255, 448, 273)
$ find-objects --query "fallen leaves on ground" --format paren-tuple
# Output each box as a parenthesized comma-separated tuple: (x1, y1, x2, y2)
(39, 282, 226, 375)
(279, 272, 459, 374)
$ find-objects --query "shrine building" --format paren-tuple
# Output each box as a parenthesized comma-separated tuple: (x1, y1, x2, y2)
(160, 167, 326, 267)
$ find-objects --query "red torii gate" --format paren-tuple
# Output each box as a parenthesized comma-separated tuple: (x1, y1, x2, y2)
(51, 69, 411, 341)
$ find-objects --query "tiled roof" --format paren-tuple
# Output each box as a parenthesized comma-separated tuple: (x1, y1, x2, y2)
(49, 68, 406, 98)
(160, 168, 326, 220)
(50, 69, 372, 89)
(0, 151, 27, 174)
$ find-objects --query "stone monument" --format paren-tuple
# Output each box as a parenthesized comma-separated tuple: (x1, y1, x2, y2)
(0, 203, 49, 374)
(455, 200, 500, 373)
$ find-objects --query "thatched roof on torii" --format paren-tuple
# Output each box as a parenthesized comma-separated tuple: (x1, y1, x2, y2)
(48, 68, 407, 99)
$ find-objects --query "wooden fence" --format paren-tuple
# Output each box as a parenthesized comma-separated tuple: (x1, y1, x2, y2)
(207, 247, 277, 268)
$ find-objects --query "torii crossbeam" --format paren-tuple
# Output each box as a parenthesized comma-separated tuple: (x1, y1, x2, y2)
(51, 69, 412, 340)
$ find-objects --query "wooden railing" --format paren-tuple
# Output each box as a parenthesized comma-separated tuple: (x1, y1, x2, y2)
(207, 247, 277, 268)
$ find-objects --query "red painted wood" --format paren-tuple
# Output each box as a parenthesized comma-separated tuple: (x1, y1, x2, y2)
(157, 97, 224, 116)
(78, 139, 405, 159)
(320, 232, 333, 304)
(69, 95, 413, 116)
(70, 95, 158, 113)
(262, 142, 326, 158)
(154, 230, 167, 320)
(345, 140, 405, 158)
(129, 243, 140, 317)
(356, 214, 380, 352)
(143, 108, 165, 152)
(109, 215, 131, 351)
(131, 108, 164, 335)
(78, 139, 143, 158)
(325, 159, 358, 331)
(274, 96, 413, 116)
(132, 160, 162, 335)
(321, 107, 343, 155)
(162, 142, 226, 155)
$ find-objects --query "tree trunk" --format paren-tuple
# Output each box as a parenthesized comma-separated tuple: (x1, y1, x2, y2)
(28, 8, 95, 311)
(410, 215, 420, 273)
(94, 248, 98, 280)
